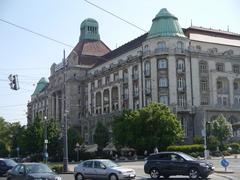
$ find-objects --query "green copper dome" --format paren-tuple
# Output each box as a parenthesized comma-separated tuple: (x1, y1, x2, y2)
(79, 18, 100, 41)
(32, 77, 48, 96)
(147, 8, 185, 39)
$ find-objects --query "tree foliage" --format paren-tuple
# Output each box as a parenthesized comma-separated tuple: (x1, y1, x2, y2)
(210, 114, 233, 145)
(93, 122, 110, 151)
(67, 127, 83, 161)
(112, 103, 183, 152)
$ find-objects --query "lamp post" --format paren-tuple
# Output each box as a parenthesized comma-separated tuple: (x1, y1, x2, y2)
(44, 116, 48, 163)
(203, 110, 208, 160)
(75, 142, 80, 162)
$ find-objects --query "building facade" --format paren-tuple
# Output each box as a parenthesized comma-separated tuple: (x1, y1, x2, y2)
(28, 8, 240, 144)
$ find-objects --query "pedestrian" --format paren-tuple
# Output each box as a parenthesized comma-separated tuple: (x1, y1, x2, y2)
(154, 147, 158, 154)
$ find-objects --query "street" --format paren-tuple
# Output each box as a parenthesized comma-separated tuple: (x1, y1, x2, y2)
(1, 157, 239, 180)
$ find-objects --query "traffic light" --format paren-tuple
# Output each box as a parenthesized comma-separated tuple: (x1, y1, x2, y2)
(8, 74, 20, 90)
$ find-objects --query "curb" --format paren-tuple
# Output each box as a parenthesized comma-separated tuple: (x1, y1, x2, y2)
(215, 171, 234, 174)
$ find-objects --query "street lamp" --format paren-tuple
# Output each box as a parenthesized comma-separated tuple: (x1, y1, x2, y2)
(44, 116, 48, 163)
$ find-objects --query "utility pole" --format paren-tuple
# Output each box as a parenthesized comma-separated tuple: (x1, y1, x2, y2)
(63, 49, 69, 172)
(203, 110, 207, 159)
(44, 115, 48, 163)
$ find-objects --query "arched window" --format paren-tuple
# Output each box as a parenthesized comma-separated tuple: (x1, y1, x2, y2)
(157, 41, 166, 51)
(177, 41, 184, 52)
(144, 61, 151, 76)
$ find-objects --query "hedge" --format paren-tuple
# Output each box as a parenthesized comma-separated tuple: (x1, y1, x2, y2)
(167, 144, 204, 155)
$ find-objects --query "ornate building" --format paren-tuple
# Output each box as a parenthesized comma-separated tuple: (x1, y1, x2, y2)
(28, 8, 240, 144)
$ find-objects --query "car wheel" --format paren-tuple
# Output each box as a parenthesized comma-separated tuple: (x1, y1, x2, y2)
(189, 168, 199, 179)
(150, 168, 160, 179)
(109, 173, 118, 180)
(75, 173, 84, 180)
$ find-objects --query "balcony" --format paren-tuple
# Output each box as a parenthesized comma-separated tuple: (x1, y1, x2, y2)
(177, 87, 185, 92)
(154, 48, 169, 55)
(177, 68, 185, 74)
(175, 48, 186, 55)
(132, 73, 139, 80)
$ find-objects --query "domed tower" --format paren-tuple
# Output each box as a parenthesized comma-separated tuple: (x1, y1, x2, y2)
(147, 8, 186, 39)
(79, 18, 100, 41)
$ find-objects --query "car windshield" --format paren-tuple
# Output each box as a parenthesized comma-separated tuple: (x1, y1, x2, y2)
(179, 153, 196, 161)
(26, 164, 53, 173)
(4, 159, 17, 166)
(102, 160, 119, 168)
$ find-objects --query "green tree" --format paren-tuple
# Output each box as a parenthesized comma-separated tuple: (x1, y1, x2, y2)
(20, 116, 44, 159)
(210, 114, 232, 146)
(0, 117, 11, 157)
(113, 103, 183, 152)
(93, 122, 110, 151)
(46, 119, 61, 161)
(68, 127, 83, 161)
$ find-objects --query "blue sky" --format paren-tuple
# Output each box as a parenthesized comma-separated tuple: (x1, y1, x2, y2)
(0, 0, 239, 125)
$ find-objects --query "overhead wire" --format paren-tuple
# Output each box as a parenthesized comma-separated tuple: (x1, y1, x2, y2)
(0, 18, 74, 48)
(83, 0, 147, 33)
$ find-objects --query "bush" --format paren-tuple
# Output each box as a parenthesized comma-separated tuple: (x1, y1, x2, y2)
(51, 165, 63, 173)
(167, 144, 204, 155)
(228, 143, 240, 154)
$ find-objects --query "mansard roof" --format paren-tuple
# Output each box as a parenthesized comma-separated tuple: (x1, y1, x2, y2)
(32, 77, 48, 96)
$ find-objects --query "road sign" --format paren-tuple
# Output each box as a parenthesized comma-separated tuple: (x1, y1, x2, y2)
(221, 158, 229, 171)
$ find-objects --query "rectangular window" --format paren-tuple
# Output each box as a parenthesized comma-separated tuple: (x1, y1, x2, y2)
(217, 81, 222, 89)
(114, 73, 119, 81)
(158, 59, 167, 69)
(159, 78, 168, 87)
(178, 95, 186, 107)
(200, 62, 208, 73)
(201, 96, 209, 105)
(159, 95, 168, 105)
(105, 76, 110, 85)
(181, 117, 188, 137)
(97, 79, 102, 88)
(233, 65, 240, 73)
(200, 80, 208, 91)
(216, 63, 224, 72)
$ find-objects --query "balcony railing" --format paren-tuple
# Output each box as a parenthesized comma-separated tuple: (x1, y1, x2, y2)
(175, 48, 186, 55)
(154, 48, 169, 55)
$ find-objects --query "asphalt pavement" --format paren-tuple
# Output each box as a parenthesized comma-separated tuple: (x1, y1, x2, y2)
(1, 156, 239, 180)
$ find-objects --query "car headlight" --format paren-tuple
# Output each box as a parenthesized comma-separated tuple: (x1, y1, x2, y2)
(55, 177, 62, 180)
(199, 162, 208, 167)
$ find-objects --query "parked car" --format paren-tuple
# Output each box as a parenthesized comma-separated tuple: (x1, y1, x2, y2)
(0, 158, 17, 177)
(74, 159, 136, 180)
(144, 151, 215, 179)
(6, 162, 62, 180)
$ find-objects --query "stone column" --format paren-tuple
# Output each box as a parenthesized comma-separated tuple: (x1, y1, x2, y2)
(118, 84, 121, 111)
(128, 66, 133, 109)
(101, 90, 104, 114)
(229, 77, 234, 105)
(109, 87, 112, 112)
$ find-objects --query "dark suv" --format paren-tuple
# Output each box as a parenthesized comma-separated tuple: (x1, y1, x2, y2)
(144, 151, 214, 179)
(0, 158, 17, 176)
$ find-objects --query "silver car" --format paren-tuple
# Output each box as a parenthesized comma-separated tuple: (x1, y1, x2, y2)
(74, 159, 136, 180)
